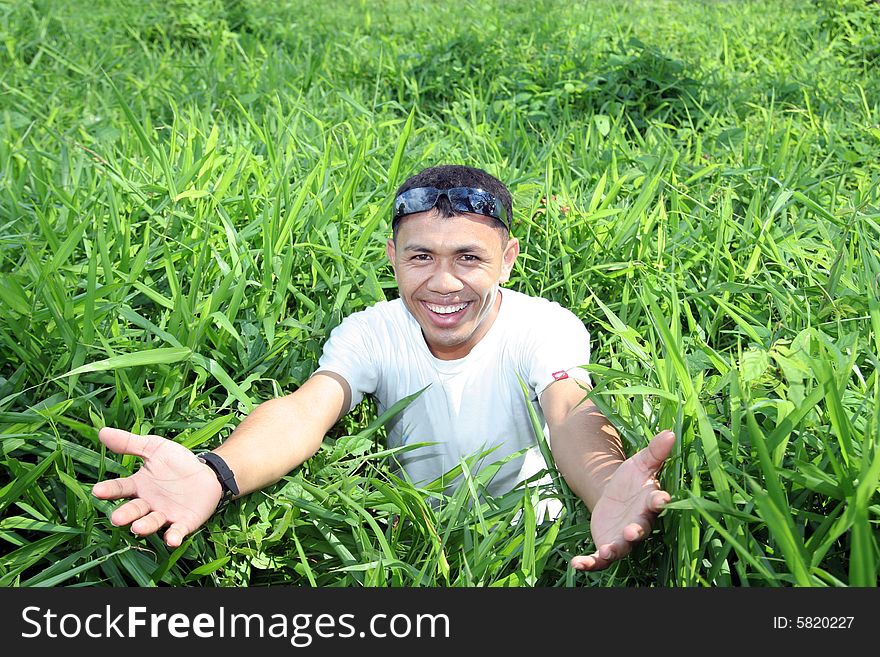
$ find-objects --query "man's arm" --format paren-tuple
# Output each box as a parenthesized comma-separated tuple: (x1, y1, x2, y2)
(540, 377, 626, 510)
(92, 371, 350, 547)
(212, 371, 350, 495)
(540, 377, 674, 571)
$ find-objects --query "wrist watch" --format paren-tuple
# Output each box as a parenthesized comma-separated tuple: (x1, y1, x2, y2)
(196, 452, 240, 506)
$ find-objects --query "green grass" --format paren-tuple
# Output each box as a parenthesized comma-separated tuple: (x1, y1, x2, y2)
(0, 0, 878, 587)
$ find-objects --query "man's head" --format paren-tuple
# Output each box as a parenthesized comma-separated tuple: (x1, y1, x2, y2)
(387, 165, 519, 360)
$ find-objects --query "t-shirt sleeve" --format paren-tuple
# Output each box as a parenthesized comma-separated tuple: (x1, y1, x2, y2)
(523, 304, 592, 398)
(315, 312, 380, 413)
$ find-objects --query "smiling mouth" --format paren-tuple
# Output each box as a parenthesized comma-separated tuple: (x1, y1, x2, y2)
(424, 301, 470, 315)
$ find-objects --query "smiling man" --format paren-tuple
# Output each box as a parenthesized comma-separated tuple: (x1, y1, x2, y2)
(94, 164, 674, 572)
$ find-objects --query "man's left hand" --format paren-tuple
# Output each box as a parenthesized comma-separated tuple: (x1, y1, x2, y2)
(570, 429, 675, 572)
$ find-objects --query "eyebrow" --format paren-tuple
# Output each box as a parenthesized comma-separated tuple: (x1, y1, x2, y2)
(404, 244, 491, 256)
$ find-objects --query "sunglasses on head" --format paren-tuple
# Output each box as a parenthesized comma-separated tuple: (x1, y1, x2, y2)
(392, 186, 510, 230)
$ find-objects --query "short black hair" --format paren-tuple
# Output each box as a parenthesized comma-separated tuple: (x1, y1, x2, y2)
(392, 164, 513, 236)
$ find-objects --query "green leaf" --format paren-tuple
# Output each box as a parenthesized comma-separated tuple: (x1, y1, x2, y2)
(57, 348, 193, 379)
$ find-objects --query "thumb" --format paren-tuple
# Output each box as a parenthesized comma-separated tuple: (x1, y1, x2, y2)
(98, 427, 160, 459)
(631, 430, 675, 474)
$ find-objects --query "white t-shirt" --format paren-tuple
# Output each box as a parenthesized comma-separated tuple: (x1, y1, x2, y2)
(315, 288, 592, 497)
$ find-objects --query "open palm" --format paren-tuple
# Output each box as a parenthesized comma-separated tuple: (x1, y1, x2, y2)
(571, 430, 675, 571)
(92, 427, 222, 547)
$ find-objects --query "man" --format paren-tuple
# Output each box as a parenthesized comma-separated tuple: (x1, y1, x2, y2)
(93, 164, 674, 573)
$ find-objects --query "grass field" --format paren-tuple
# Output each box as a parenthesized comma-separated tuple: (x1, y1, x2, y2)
(1, 0, 878, 587)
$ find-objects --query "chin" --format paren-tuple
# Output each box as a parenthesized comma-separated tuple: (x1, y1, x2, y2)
(425, 329, 474, 352)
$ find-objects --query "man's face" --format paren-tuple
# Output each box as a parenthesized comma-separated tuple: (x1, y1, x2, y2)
(386, 209, 519, 360)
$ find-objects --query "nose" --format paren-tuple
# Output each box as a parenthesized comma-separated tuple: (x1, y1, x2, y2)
(426, 263, 464, 295)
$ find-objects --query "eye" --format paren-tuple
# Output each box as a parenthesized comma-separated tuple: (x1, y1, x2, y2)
(411, 254, 431, 261)
(459, 254, 480, 262)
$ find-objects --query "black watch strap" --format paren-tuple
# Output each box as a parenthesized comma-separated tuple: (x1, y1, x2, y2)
(196, 452, 240, 503)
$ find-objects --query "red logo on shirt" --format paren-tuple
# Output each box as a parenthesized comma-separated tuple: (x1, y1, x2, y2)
(552, 370, 569, 381)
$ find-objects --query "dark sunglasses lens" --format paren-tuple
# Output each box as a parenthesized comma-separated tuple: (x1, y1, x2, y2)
(469, 192, 499, 218)
(395, 188, 439, 218)
(447, 189, 499, 219)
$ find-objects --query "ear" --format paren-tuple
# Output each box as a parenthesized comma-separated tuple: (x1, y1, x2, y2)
(499, 237, 519, 284)
(386, 238, 398, 274)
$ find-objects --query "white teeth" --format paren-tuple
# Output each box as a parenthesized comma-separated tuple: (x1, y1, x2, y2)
(426, 302, 468, 315)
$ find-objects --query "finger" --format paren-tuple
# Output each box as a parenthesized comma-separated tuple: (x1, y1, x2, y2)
(109, 498, 151, 527)
(571, 542, 625, 572)
(648, 489, 671, 512)
(571, 551, 613, 571)
(571, 553, 603, 571)
(622, 521, 648, 543)
(130, 511, 168, 537)
(164, 522, 192, 549)
(92, 475, 138, 500)
(620, 496, 670, 543)
(632, 430, 676, 473)
(98, 427, 158, 459)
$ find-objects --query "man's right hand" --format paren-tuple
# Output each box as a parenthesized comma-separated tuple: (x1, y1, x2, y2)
(92, 427, 223, 548)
